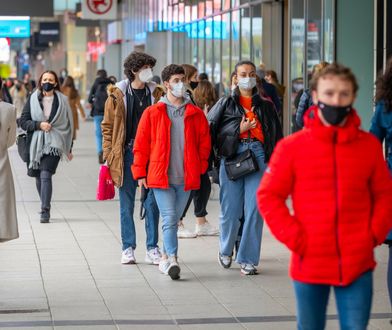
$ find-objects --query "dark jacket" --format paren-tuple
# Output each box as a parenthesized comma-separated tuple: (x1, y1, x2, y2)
(262, 79, 281, 114)
(295, 89, 313, 128)
(19, 92, 60, 163)
(207, 89, 283, 163)
(88, 77, 112, 116)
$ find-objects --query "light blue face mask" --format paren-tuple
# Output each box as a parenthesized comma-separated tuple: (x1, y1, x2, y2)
(238, 77, 257, 91)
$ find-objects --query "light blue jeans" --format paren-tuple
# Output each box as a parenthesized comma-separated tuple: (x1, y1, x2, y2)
(119, 148, 160, 251)
(219, 141, 267, 265)
(94, 115, 104, 154)
(152, 184, 191, 257)
(293, 271, 373, 330)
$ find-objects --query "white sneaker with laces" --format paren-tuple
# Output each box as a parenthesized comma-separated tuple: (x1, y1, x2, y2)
(177, 224, 197, 238)
(159, 259, 170, 275)
(121, 247, 136, 264)
(195, 221, 219, 236)
(145, 247, 161, 265)
(240, 264, 258, 275)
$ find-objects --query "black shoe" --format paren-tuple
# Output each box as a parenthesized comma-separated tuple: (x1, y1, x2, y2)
(98, 152, 104, 164)
(218, 253, 232, 269)
(40, 209, 50, 223)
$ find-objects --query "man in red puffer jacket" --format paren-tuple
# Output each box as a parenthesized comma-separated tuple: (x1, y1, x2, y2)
(257, 63, 392, 330)
(132, 64, 211, 281)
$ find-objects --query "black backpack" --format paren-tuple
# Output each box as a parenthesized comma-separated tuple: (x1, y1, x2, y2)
(93, 81, 110, 115)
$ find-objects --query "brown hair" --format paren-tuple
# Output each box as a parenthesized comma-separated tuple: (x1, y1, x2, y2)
(265, 70, 279, 84)
(181, 64, 198, 83)
(310, 62, 358, 94)
(38, 70, 61, 92)
(375, 57, 392, 112)
(61, 75, 79, 99)
(193, 80, 217, 111)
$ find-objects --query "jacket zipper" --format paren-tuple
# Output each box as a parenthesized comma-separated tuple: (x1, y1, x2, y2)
(333, 132, 343, 285)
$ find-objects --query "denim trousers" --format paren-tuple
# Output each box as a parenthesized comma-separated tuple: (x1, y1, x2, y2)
(93, 115, 104, 154)
(219, 141, 267, 265)
(119, 148, 160, 251)
(293, 271, 373, 330)
(152, 184, 191, 257)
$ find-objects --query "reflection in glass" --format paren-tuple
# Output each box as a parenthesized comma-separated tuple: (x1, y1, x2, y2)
(232, 10, 240, 65)
(252, 4, 262, 65)
(222, 12, 231, 94)
(323, 0, 334, 62)
(240, 7, 251, 60)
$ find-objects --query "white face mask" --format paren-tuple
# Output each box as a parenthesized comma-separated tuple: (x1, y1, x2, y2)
(238, 77, 257, 91)
(138, 68, 153, 83)
(170, 81, 186, 98)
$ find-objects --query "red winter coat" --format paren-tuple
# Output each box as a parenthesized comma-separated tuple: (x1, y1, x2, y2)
(131, 102, 211, 191)
(257, 107, 392, 286)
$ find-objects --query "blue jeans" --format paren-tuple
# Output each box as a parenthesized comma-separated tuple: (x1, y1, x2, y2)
(152, 184, 191, 257)
(94, 115, 104, 154)
(293, 271, 373, 330)
(119, 148, 160, 251)
(219, 141, 267, 265)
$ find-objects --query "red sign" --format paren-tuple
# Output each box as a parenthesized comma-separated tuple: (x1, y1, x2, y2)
(87, 0, 113, 15)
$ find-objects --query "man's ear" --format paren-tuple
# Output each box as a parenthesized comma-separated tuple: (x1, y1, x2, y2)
(311, 89, 318, 105)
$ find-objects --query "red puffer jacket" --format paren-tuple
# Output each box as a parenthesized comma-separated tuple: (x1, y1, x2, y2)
(257, 107, 392, 286)
(132, 102, 211, 191)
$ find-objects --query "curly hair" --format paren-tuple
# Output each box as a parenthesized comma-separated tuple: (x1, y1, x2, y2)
(161, 64, 185, 82)
(375, 57, 392, 112)
(123, 51, 156, 82)
(193, 80, 217, 111)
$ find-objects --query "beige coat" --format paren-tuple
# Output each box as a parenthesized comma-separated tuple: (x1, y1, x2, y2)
(0, 101, 18, 242)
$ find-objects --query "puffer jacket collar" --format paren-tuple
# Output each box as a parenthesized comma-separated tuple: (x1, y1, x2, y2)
(304, 105, 362, 144)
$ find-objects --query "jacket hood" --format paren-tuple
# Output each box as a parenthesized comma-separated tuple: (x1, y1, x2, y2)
(159, 95, 192, 116)
(304, 105, 362, 143)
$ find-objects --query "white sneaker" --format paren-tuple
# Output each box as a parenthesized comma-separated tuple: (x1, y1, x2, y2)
(121, 247, 136, 264)
(167, 257, 181, 280)
(145, 247, 161, 265)
(177, 224, 197, 238)
(159, 259, 170, 275)
(240, 264, 258, 275)
(195, 221, 219, 236)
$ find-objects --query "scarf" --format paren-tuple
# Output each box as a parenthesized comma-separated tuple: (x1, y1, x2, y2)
(29, 90, 74, 169)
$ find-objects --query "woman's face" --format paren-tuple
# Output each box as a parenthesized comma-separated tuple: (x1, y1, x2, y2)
(41, 73, 57, 88)
(265, 75, 272, 84)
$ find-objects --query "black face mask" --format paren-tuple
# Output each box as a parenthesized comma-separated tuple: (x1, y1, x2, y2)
(318, 101, 352, 126)
(42, 82, 55, 92)
(190, 81, 199, 90)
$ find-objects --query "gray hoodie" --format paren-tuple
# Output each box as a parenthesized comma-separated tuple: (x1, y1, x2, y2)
(159, 96, 191, 185)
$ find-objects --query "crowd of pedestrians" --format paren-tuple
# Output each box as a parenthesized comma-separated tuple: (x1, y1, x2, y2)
(0, 50, 392, 330)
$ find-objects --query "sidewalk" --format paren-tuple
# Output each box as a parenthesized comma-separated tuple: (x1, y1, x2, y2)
(1, 120, 391, 330)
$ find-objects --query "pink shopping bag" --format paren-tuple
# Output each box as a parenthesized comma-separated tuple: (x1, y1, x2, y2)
(96, 165, 115, 200)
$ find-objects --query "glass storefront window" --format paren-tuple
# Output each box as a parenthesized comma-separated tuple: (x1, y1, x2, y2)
(206, 18, 214, 80)
(240, 7, 251, 60)
(222, 12, 231, 92)
(323, 0, 335, 62)
(307, 0, 322, 76)
(198, 1, 205, 18)
(197, 20, 206, 72)
(223, 0, 230, 10)
(213, 14, 222, 88)
(206, 1, 213, 16)
(213, 0, 222, 14)
(252, 4, 262, 65)
(231, 10, 240, 65)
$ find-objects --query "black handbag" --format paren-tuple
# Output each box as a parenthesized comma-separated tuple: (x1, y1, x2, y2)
(224, 149, 259, 181)
(16, 133, 29, 163)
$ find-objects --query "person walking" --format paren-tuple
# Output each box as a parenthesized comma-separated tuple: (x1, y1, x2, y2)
(88, 70, 111, 164)
(258, 63, 392, 330)
(101, 51, 161, 265)
(208, 60, 282, 275)
(370, 57, 392, 315)
(9, 80, 27, 121)
(0, 78, 18, 241)
(295, 61, 329, 129)
(177, 64, 219, 238)
(61, 76, 86, 140)
(132, 64, 211, 280)
(20, 70, 74, 223)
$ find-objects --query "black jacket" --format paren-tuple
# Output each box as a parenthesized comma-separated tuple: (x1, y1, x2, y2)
(207, 89, 283, 163)
(88, 77, 112, 116)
